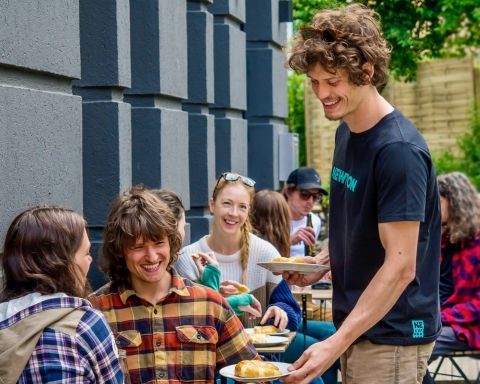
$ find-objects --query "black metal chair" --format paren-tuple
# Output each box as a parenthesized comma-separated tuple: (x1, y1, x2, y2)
(432, 350, 480, 384)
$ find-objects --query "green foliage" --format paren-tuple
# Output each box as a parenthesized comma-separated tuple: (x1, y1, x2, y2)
(433, 102, 480, 190)
(288, 0, 480, 170)
(291, 0, 480, 82)
(286, 73, 307, 166)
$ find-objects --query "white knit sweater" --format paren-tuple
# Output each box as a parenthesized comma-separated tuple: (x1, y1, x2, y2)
(177, 233, 281, 292)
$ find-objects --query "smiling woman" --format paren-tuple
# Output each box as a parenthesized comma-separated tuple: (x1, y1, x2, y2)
(177, 173, 301, 331)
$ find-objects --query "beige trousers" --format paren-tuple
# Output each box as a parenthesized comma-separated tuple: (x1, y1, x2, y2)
(340, 340, 434, 384)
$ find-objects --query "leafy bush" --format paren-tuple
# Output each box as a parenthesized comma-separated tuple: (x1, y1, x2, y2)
(433, 101, 480, 191)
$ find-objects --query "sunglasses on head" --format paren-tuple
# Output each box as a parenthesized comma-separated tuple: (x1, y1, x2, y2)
(295, 187, 322, 202)
(300, 25, 359, 43)
(213, 172, 256, 197)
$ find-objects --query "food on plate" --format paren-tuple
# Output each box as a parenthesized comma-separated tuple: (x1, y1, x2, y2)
(253, 325, 277, 334)
(235, 360, 282, 378)
(270, 256, 306, 264)
(249, 334, 268, 343)
(232, 284, 250, 295)
(191, 253, 201, 259)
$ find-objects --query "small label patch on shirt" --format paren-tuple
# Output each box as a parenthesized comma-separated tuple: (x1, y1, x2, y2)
(412, 320, 424, 338)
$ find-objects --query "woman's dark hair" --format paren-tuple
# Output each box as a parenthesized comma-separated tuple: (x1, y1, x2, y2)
(1, 206, 88, 302)
(100, 185, 183, 283)
(150, 189, 185, 222)
(252, 190, 291, 258)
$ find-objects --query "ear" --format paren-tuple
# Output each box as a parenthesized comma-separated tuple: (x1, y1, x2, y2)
(362, 62, 374, 84)
(209, 197, 215, 214)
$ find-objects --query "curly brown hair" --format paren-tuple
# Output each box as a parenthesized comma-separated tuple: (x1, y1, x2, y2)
(437, 172, 480, 243)
(1, 206, 88, 302)
(286, 3, 391, 87)
(99, 185, 183, 283)
(251, 190, 291, 258)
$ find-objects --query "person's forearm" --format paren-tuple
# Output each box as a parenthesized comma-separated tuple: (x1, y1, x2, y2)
(332, 256, 415, 350)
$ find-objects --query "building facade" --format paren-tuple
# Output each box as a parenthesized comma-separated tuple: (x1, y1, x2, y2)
(0, 0, 290, 288)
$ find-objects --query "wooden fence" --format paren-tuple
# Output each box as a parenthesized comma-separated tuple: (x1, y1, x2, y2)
(305, 56, 480, 182)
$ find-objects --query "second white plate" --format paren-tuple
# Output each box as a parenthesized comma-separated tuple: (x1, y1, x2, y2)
(219, 362, 294, 383)
(257, 261, 330, 274)
(244, 328, 290, 336)
(250, 336, 289, 347)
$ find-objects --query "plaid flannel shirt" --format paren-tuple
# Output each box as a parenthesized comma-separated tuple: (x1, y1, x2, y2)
(89, 268, 260, 384)
(441, 233, 480, 349)
(0, 297, 123, 384)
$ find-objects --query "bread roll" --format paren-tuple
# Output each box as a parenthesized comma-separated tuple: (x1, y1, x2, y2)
(249, 334, 268, 343)
(235, 360, 281, 378)
(290, 257, 306, 264)
(270, 257, 290, 262)
(253, 325, 277, 334)
(270, 256, 306, 263)
(232, 284, 250, 295)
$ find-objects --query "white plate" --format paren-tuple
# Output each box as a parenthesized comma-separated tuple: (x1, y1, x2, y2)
(219, 362, 295, 383)
(249, 336, 289, 347)
(244, 328, 290, 336)
(257, 261, 330, 274)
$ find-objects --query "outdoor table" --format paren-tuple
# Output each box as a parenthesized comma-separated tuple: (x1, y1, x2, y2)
(291, 287, 333, 350)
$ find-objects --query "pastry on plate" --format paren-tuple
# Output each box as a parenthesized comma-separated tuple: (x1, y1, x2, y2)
(270, 256, 306, 264)
(235, 360, 281, 378)
(249, 334, 268, 343)
(253, 325, 277, 334)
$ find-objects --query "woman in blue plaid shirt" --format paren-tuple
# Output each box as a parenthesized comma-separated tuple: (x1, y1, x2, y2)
(0, 206, 123, 384)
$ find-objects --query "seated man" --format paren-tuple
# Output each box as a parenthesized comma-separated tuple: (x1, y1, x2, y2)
(423, 172, 480, 383)
(89, 186, 260, 384)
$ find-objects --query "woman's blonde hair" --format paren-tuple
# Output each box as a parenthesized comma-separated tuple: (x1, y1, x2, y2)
(437, 172, 480, 243)
(252, 190, 291, 258)
(212, 174, 255, 284)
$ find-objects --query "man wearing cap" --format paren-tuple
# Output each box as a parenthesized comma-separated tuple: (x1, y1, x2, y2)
(283, 167, 329, 257)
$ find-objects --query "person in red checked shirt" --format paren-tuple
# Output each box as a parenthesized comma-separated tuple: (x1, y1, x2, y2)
(423, 172, 480, 384)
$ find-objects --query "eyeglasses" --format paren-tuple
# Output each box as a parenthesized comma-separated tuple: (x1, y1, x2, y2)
(213, 172, 256, 197)
(300, 25, 359, 43)
(294, 187, 322, 202)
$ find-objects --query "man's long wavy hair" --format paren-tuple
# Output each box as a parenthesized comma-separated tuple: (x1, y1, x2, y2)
(251, 190, 291, 258)
(100, 185, 183, 284)
(286, 3, 390, 87)
(437, 172, 480, 243)
(1, 206, 88, 302)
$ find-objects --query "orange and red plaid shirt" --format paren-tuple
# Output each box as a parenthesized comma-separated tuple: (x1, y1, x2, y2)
(89, 268, 259, 384)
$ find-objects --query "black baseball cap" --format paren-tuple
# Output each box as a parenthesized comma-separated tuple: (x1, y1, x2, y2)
(287, 167, 328, 196)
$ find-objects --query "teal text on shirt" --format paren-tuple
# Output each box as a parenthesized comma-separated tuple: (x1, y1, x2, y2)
(331, 166, 358, 192)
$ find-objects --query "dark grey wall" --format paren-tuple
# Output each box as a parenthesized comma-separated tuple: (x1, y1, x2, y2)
(0, 0, 290, 290)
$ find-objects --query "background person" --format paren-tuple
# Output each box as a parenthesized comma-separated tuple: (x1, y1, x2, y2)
(90, 186, 259, 384)
(422, 172, 480, 383)
(252, 190, 339, 384)
(281, 4, 441, 384)
(176, 173, 301, 331)
(0, 206, 123, 384)
(283, 167, 328, 257)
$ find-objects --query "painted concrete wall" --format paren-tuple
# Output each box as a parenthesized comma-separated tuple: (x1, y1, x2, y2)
(0, 0, 290, 289)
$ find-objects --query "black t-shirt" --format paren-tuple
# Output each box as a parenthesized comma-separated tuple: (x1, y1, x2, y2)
(439, 241, 456, 305)
(329, 108, 441, 346)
